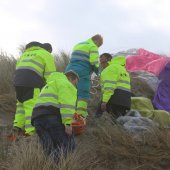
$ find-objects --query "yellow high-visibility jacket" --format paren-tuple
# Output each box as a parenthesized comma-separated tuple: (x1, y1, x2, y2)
(33, 72, 77, 125)
(101, 56, 131, 106)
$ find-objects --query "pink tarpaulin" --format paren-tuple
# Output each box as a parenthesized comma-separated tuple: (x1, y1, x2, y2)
(126, 48, 170, 76)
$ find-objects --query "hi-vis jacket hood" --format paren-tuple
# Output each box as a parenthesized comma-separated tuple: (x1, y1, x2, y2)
(108, 56, 126, 66)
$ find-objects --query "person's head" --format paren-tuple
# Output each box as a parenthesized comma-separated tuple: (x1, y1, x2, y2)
(91, 34, 103, 47)
(43, 43, 53, 53)
(100, 53, 112, 69)
(65, 70, 79, 87)
(25, 41, 42, 50)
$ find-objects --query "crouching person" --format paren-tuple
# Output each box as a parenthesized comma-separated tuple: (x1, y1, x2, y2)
(98, 54, 131, 119)
(31, 71, 79, 159)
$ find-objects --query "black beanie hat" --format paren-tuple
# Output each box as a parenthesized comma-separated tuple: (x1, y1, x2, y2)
(43, 43, 53, 53)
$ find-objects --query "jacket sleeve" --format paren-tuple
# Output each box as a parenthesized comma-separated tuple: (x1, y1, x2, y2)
(58, 81, 77, 125)
(43, 52, 56, 81)
(89, 45, 99, 74)
(101, 67, 118, 103)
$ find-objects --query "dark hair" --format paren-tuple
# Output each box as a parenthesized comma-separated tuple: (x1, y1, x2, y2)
(25, 41, 42, 50)
(65, 71, 79, 81)
(43, 43, 53, 53)
(100, 53, 112, 61)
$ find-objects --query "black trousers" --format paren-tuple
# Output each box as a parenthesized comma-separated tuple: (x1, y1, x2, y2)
(95, 101, 129, 119)
(15, 86, 35, 103)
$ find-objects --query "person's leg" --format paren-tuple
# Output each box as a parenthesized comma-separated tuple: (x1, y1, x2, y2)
(109, 104, 128, 119)
(76, 77, 90, 118)
(13, 102, 25, 130)
(33, 117, 54, 156)
(40, 114, 75, 159)
(23, 88, 40, 135)
(95, 101, 103, 117)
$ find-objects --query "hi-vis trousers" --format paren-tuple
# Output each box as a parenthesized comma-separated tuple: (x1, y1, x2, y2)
(13, 87, 40, 135)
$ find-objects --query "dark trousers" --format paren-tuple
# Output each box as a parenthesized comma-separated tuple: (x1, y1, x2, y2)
(95, 101, 129, 119)
(33, 114, 75, 160)
(15, 86, 35, 102)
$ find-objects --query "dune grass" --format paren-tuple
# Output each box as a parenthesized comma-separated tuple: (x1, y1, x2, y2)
(1, 50, 170, 169)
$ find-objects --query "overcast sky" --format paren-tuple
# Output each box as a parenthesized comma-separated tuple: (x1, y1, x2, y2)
(0, 0, 170, 56)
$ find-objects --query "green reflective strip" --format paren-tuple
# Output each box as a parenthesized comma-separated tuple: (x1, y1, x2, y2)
(90, 50, 98, 53)
(62, 114, 74, 118)
(72, 56, 89, 62)
(16, 67, 42, 77)
(104, 87, 115, 91)
(25, 124, 33, 128)
(74, 50, 89, 56)
(117, 86, 131, 92)
(39, 93, 58, 99)
(16, 110, 25, 114)
(25, 116, 31, 120)
(77, 107, 87, 111)
(117, 80, 130, 85)
(22, 59, 44, 69)
(35, 103, 75, 109)
(104, 80, 117, 84)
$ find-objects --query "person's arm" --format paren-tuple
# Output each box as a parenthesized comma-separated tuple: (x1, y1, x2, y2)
(89, 45, 99, 75)
(101, 68, 118, 103)
(58, 81, 77, 126)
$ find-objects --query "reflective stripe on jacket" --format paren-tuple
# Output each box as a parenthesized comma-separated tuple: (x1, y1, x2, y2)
(33, 72, 77, 125)
(101, 56, 131, 103)
(70, 39, 99, 70)
(16, 46, 56, 82)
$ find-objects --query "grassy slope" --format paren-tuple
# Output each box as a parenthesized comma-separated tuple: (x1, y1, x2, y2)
(1, 51, 170, 170)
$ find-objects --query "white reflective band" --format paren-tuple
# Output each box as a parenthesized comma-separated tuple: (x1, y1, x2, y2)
(61, 114, 74, 118)
(90, 50, 98, 53)
(104, 87, 115, 91)
(22, 59, 44, 69)
(117, 87, 131, 92)
(74, 50, 89, 56)
(16, 110, 25, 114)
(40, 93, 58, 99)
(35, 103, 75, 109)
(117, 80, 130, 85)
(77, 107, 87, 111)
(25, 116, 32, 120)
(72, 56, 89, 62)
(104, 80, 117, 84)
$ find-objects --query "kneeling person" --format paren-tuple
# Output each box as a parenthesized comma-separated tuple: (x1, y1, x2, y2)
(100, 54, 131, 118)
(31, 71, 78, 158)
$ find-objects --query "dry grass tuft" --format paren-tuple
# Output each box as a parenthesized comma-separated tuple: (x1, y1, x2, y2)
(54, 51, 70, 72)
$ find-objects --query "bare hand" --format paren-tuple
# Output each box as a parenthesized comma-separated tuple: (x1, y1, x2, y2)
(101, 102, 107, 111)
(65, 125, 72, 135)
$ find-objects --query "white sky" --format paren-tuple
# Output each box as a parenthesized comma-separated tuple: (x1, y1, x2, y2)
(0, 0, 170, 56)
